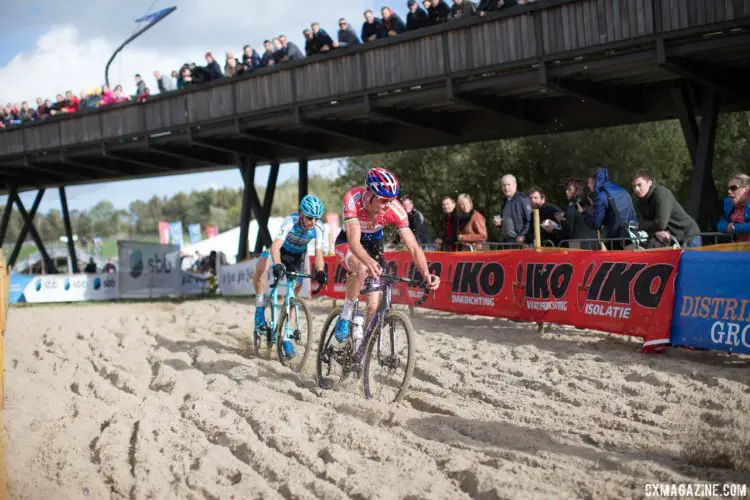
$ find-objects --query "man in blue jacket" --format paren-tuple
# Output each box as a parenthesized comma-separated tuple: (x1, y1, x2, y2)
(582, 167, 638, 250)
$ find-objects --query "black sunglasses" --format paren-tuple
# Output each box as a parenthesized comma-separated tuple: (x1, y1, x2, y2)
(729, 184, 741, 192)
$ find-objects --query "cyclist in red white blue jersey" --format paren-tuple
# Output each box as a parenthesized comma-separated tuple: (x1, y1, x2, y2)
(332, 167, 440, 341)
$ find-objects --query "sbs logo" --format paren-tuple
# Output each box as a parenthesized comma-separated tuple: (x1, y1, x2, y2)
(130, 250, 144, 278)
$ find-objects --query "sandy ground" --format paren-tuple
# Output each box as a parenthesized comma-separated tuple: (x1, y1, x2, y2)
(3, 297, 750, 500)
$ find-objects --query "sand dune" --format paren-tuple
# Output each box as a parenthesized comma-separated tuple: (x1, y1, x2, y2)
(4, 298, 749, 499)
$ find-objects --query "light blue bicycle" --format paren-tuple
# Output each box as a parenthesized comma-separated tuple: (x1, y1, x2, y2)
(253, 269, 323, 373)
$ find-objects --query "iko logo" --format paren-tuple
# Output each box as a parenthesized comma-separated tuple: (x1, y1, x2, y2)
(406, 261, 442, 286)
(449, 261, 504, 307)
(578, 262, 675, 319)
(513, 262, 573, 312)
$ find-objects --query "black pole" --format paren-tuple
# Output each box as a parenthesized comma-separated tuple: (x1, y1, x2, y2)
(8, 189, 45, 268)
(237, 157, 255, 262)
(298, 158, 309, 206)
(255, 162, 279, 254)
(59, 186, 78, 273)
(0, 184, 17, 247)
(104, 6, 177, 88)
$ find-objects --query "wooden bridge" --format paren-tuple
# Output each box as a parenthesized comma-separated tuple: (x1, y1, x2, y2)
(1, 0, 749, 268)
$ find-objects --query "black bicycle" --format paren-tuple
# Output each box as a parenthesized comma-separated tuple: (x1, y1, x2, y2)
(316, 273, 430, 403)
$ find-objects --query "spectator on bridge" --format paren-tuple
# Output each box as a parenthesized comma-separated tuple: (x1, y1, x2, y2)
(406, 0, 430, 31)
(554, 179, 601, 250)
(242, 44, 262, 71)
(583, 167, 638, 250)
(224, 51, 240, 76)
(399, 195, 432, 245)
(493, 174, 532, 247)
(434, 196, 459, 251)
(278, 34, 305, 61)
(631, 169, 701, 248)
(455, 193, 488, 250)
(381, 7, 406, 37)
(527, 186, 564, 246)
(717, 172, 750, 243)
(153, 70, 175, 93)
(135, 74, 147, 96)
(334, 18, 361, 47)
(477, 0, 501, 16)
(204, 52, 223, 81)
(19, 102, 34, 122)
(311, 22, 335, 53)
(425, 0, 451, 24)
(451, 0, 477, 19)
(261, 40, 276, 66)
(35, 97, 50, 120)
(362, 10, 385, 42)
(303, 29, 316, 56)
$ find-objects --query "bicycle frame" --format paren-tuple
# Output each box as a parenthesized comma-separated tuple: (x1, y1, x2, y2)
(350, 274, 429, 363)
(263, 270, 324, 340)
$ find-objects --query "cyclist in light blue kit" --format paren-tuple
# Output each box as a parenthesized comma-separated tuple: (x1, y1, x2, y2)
(252, 195, 328, 352)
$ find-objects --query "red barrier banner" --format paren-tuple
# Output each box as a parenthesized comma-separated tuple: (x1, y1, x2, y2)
(313, 249, 682, 351)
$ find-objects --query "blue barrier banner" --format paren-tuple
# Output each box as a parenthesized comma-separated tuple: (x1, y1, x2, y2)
(671, 251, 750, 354)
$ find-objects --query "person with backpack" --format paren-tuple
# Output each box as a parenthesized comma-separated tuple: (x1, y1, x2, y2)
(581, 167, 638, 250)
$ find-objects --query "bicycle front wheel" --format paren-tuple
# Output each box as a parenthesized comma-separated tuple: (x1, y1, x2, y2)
(316, 306, 347, 390)
(362, 310, 415, 403)
(275, 297, 313, 373)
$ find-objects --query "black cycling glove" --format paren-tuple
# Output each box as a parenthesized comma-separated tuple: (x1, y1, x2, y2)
(272, 263, 286, 279)
(315, 270, 328, 285)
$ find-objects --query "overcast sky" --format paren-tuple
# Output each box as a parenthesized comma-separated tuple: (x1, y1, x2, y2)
(0, 0, 392, 213)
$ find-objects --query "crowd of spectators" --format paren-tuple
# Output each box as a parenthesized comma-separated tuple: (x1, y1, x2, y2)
(1, 0, 536, 131)
(400, 168, 749, 251)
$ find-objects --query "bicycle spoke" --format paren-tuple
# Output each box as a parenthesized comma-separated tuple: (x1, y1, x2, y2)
(363, 311, 415, 403)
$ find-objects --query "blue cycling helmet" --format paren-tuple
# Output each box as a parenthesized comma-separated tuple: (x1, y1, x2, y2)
(365, 167, 400, 199)
(299, 194, 324, 218)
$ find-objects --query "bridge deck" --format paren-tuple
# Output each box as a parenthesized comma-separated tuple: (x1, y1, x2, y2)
(1, 0, 749, 193)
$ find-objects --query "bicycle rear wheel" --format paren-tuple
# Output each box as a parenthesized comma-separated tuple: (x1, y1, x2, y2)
(316, 306, 349, 390)
(362, 310, 415, 403)
(276, 298, 313, 373)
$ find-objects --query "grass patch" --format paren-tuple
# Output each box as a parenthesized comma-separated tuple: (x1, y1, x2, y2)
(681, 411, 750, 473)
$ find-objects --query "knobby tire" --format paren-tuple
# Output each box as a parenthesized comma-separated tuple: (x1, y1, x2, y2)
(316, 306, 343, 390)
(276, 297, 313, 373)
(362, 310, 415, 403)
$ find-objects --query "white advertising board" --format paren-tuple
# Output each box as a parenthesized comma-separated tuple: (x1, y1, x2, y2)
(9, 273, 119, 303)
(217, 257, 310, 298)
(117, 241, 182, 298)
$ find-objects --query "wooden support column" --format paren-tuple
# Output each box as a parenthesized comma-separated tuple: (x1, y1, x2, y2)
(237, 157, 255, 262)
(59, 186, 78, 273)
(298, 158, 309, 206)
(254, 162, 279, 254)
(0, 185, 17, 247)
(672, 85, 721, 231)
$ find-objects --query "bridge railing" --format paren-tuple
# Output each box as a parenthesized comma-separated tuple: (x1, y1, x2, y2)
(1, 0, 747, 158)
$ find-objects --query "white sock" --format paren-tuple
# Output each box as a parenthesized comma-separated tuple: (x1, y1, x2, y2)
(341, 299, 357, 321)
(255, 293, 265, 307)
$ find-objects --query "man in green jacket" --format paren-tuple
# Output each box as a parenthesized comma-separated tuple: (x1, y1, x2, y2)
(631, 169, 702, 247)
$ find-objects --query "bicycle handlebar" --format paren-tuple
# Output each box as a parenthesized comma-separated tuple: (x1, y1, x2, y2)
(379, 273, 433, 306)
(269, 270, 325, 295)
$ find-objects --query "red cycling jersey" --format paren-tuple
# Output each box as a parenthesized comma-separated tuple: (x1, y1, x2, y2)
(341, 187, 409, 239)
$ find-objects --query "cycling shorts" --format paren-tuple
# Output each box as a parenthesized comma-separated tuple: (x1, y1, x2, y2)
(334, 237, 384, 272)
(259, 248, 305, 274)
